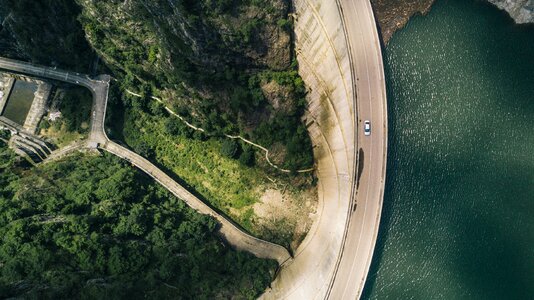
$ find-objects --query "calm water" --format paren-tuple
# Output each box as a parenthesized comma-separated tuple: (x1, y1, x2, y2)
(2, 80, 37, 125)
(363, 0, 534, 299)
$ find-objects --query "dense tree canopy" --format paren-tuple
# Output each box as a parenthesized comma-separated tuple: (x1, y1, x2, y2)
(0, 0, 93, 71)
(0, 144, 275, 299)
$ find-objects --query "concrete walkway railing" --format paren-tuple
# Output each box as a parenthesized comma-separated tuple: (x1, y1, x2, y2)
(0, 56, 291, 265)
(103, 141, 292, 264)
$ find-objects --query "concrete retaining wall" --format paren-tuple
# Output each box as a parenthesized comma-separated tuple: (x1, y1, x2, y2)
(261, 0, 356, 298)
(0, 75, 14, 115)
(23, 80, 51, 134)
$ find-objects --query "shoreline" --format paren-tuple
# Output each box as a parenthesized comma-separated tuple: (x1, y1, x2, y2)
(370, 0, 435, 44)
(371, 0, 534, 44)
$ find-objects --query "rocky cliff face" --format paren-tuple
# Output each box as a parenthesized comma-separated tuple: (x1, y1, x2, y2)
(0, 0, 312, 170)
(0, 0, 93, 71)
(486, 0, 534, 23)
(75, 0, 292, 85)
(370, 0, 434, 43)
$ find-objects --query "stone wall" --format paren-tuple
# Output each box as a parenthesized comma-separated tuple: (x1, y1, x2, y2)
(0, 73, 14, 115)
(23, 80, 51, 134)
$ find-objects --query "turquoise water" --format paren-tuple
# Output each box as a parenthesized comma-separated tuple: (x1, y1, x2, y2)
(2, 80, 37, 125)
(363, 0, 534, 299)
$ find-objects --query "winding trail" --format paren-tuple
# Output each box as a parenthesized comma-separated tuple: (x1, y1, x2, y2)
(125, 89, 315, 173)
(0, 57, 291, 265)
(0, 0, 388, 292)
(102, 140, 291, 264)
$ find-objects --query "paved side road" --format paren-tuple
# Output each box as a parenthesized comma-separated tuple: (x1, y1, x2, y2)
(103, 141, 291, 264)
(0, 57, 292, 265)
(0, 57, 109, 146)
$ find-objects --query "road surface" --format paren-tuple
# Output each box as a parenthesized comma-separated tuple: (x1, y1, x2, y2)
(261, 0, 386, 298)
(0, 1, 389, 290)
(103, 141, 291, 263)
(0, 57, 109, 146)
(327, 0, 388, 298)
(0, 57, 291, 265)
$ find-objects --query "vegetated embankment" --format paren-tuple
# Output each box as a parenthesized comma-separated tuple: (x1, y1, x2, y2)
(262, 0, 357, 298)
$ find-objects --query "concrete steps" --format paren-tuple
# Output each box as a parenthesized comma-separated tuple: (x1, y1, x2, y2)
(5, 131, 55, 164)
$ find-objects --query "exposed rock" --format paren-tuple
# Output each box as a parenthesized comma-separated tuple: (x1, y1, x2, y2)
(371, 0, 534, 44)
(73, 0, 296, 138)
(486, 0, 534, 23)
(252, 186, 317, 251)
(370, 0, 435, 44)
(75, 0, 291, 78)
(261, 80, 295, 114)
(0, 0, 93, 71)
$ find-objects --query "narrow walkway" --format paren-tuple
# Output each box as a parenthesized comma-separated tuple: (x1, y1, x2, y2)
(103, 141, 292, 264)
(0, 57, 291, 265)
(42, 141, 85, 164)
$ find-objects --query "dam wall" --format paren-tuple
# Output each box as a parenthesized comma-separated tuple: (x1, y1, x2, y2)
(0, 75, 14, 115)
(262, 0, 357, 298)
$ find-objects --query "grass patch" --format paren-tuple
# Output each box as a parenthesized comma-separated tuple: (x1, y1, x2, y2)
(0, 147, 276, 299)
(39, 86, 92, 147)
(57, 87, 92, 134)
(39, 122, 85, 148)
(123, 109, 267, 229)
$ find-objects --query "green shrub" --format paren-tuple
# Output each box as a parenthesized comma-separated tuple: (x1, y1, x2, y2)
(239, 146, 255, 167)
(0, 129, 11, 139)
(0, 151, 277, 299)
(220, 139, 240, 159)
(149, 100, 166, 116)
(38, 118, 51, 130)
(277, 18, 291, 31)
(134, 142, 153, 158)
(164, 118, 181, 136)
(239, 19, 263, 44)
(147, 45, 158, 63)
(164, 118, 194, 138)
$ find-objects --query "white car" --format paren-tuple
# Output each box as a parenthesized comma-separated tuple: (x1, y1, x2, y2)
(364, 120, 371, 136)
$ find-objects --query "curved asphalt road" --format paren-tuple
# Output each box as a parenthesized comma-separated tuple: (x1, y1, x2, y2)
(327, 0, 388, 298)
(0, 2, 388, 291)
(0, 57, 109, 146)
(0, 57, 291, 265)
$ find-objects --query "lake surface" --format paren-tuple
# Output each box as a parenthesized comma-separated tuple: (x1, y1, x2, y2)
(363, 0, 534, 299)
(2, 80, 37, 125)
